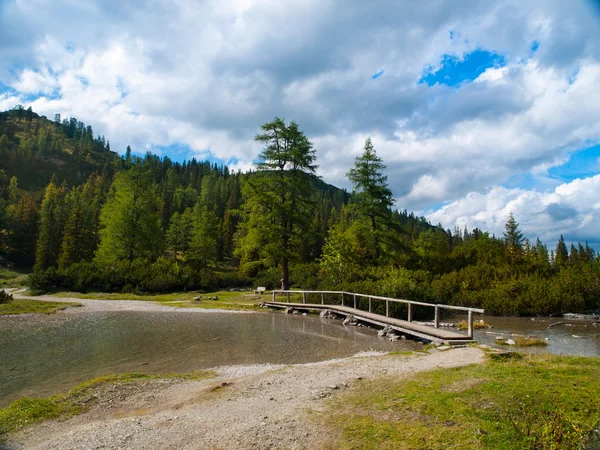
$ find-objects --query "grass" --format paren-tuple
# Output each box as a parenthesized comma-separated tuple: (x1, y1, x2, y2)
(49, 290, 266, 311)
(0, 267, 30, 288)
(0, 299, 82, 315)
(498, 337, 548, 347)
(0, 370, 215, 439)
(457, 320, 490, 331)
(323, 354, 600, 449)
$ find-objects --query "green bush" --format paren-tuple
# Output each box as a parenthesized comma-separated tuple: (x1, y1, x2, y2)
(0, 290, 13, 304)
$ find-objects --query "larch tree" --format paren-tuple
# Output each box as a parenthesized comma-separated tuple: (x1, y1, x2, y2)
(95, 166, 163, 263)
(555, 234, 569, 268)
(35, 177, 68, 271)
(236, 117, 317, 290)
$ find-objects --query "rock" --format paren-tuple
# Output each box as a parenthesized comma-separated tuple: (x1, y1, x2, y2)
(328, 385, 339, 390)
(342, 315, 355, 326)
(292, 310, 299, 315)
(319, 310, 328, 318)
(495, 336, 504, 341)
(400, 335, 406, 340)
(193, 296, 201, 301)
(212, 296, 218, 300)
(506, 339, 516, 346)
(302, 312, 307, 316)
(285, 307, 295, 314)
(377, 329, 387, 337)
(572, 335, 584, 339)
(548, 321, 564, 328)
(437, 345, 451, 351)
(388, 334, 400, 342)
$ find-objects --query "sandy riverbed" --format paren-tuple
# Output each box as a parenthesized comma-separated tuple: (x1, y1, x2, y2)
(4, 347, 484, 449)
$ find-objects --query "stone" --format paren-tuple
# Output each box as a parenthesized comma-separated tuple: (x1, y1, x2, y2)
(572, 335, 584, 339)
(342, 315, 355, 326)
(437, 345, 451, 351)
(285, 307, 295, 314)
(193, 296, 201, 301)
(302, 312, 307, 316)
(388, 334, 400, 342)
(548, 322, 564, 328)
(292, 310, 299, 315)
(506, 339, 516, 345)
(212, 296, 218, 300)
(377, 329, 387, 337)
(495, 336, 504, 341)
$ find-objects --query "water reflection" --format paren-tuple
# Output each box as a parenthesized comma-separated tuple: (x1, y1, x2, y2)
(0, 310, 418, 406)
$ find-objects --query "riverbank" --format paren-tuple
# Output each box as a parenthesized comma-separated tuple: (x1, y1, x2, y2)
(6, 290, 261, 314)
(2, 348, 599, 449)
(3, 347, 483, 449)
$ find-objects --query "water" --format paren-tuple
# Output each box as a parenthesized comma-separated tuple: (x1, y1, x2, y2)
(470, 315, 600, 357)
(0, 310, 417, 406)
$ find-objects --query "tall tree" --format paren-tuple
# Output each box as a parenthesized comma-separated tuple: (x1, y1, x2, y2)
(7, 194, 38, 265)
(95, 166, 163, 263)
(237, 117, 317, 289)
(347, 138, 395, 260)
(58, 190, 86, 268)
(35, 177, 68, 270)
(555, 234, 569, 268)
(503, 212, 524, 265)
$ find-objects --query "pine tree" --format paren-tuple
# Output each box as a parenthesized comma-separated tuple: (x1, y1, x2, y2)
(58, 190, 86, 268)
(555, 234, 569, 268)
(236, 117, 317, 289)
(347, 138, 395, 261)
(95, 166, 163, 263)
(503, 212, 524, 265)
(187, 205, 218, 269)
(7, 194, 38, 265)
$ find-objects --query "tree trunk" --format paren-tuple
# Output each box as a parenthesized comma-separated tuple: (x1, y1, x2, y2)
(281, 257, 290, 290)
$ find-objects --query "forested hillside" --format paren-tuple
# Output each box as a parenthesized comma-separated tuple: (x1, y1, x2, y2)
(1, 107, 598, 316)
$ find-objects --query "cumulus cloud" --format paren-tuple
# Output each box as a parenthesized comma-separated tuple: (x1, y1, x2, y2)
(1, 0, 600, 245)
(426, 175, 600, 247)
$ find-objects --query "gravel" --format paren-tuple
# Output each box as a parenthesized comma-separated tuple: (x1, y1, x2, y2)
(7, 347, 485, 449)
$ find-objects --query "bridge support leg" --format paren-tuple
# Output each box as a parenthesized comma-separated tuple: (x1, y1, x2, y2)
(468, 310, 473, 338)
(434, 306, 439, 328)
(408, 303, 412, 322)
(368, 297, 372, 313)
(321, 292, 324, 305)
(386, 300, 389, 317)
(354, 295, 357, 309)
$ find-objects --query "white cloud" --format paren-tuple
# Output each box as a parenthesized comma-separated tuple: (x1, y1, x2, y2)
(427, 175, 600, 246)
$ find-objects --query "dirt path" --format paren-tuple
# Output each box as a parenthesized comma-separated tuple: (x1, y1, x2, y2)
(6, 347, 484, 450)
(9, 291, 253, 314)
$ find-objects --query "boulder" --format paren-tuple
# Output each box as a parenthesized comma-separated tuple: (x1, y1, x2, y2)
(506, 339, 516, 346)
(193, 296, 201, 301)
(342, 315, 355, 326)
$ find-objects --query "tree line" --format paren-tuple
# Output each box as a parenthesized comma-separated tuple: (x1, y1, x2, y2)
(1, 109, 598, 315)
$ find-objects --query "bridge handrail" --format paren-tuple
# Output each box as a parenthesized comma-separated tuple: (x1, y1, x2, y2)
(270, 290, 484, 314)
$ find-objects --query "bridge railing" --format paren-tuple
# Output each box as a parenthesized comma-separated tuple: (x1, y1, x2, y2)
(270, 290, 485, 339)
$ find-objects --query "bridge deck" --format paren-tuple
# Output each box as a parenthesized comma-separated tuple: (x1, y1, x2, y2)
(262, 301, 473, 344)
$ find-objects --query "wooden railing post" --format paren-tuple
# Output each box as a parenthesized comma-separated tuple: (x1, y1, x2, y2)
(341, 293, 344, 306)
(354, 294, 357, 309)
(321, 292, 324, 305)
(272, 291, 275, 302)
(386, 300, 389, 317)
(408, 303, 412, 322)
(434, 306, 439, 328)
(287, 291, 290, 303)
(368, 297, 372, 313)
(302, 292, 306, 304)
(468, 310, 473, 338)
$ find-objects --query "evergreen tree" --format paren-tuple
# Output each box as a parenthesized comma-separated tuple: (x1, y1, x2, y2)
(7, 194, 38, 265)
(35, 177, 68, 270)
(58, 190, 86, 268)
(187, 205, 218, 269)
(236, 117, 317, 289)
(503, 212, 524, 265)
(95, 166, 163, 263)
(166, 208, 194, 253)
(555, 234, 569, 268)
(347, 138, 395, 260)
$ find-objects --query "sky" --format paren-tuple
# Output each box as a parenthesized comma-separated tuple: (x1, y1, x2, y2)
(1, 0, 600, 248)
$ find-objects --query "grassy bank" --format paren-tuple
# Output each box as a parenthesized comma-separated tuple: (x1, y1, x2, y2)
(49, 290, 265, 311)
(0, 299, 82, 315)
(324, 354, 600, 449)
(0, 267, 30, 288)
(0, 370, 215, 439)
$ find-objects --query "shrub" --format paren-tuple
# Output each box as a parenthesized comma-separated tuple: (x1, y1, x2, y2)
(0, 290, 13, 304)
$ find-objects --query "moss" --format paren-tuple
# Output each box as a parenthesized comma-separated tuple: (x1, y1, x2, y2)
(323, 354, 600, 449)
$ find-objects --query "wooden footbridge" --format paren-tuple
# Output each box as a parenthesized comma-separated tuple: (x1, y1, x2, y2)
(262, 290, 485, 345)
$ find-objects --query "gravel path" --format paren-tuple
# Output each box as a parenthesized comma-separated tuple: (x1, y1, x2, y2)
(6, 347, 485, 450)
(10, 291, 254, 314)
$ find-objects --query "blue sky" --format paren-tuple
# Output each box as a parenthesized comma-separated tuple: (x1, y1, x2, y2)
(1, 0, 600, 247)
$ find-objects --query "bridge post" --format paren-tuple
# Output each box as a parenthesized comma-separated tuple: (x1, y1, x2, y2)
(386, 300, 389, 317)
(321, 292, 324, 305)
(287, 292, 290, 303)
(272, 291, 275, 302)
(354, 294, 357, 309)
(302, 292, 306, 304)
(368, 297, 372, 313)
(408, 303, 412, 322)
(434, 306, 439, 328)
(468, 310, 473, 338)
(341, 293, 344, 306)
